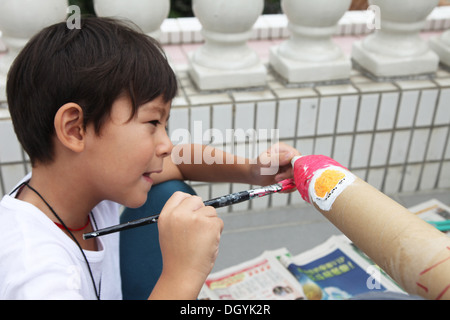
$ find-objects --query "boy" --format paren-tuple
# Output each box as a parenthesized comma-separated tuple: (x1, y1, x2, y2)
(0, 17, 299, 299)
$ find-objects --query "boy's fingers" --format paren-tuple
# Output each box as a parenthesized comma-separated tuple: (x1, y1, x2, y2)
(260, 143, 300, 167)
(178, 194, 206, 212)
(169, 191, 192, 202)
(163, 192, 221, 218)
(162, 191, 192, 211)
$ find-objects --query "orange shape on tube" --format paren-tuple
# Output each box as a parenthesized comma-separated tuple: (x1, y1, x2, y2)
(314, 169, 345, 198)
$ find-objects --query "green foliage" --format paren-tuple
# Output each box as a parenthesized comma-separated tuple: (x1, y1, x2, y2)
(69, 0, 95, 15)
(169, 0, 193, 18)
(68, 0, 282, 17)
(263, 0, 282, 14)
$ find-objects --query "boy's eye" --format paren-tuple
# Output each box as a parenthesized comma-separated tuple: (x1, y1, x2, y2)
(148, 120, 161, 126)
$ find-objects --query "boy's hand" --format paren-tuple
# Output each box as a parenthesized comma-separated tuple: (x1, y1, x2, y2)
(150, 192, 223, 299)
(251, 142, 301, 188)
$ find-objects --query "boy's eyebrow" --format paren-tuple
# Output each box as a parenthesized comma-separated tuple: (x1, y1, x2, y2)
(140, 104, 169, 120)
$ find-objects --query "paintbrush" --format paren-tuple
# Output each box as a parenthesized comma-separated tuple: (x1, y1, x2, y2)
(83, 179, 296, 240)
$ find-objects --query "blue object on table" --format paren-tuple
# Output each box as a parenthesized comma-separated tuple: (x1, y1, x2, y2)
(425, 220, 450, 232)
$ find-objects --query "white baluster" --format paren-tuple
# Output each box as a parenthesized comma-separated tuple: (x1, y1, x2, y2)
(188, 0, 266, 90)
(352, 0, 440, 79)
(430, 29, 450, 68)
(269, 0, 352, 84)
(94, 0, 170, 40)
(0, 0, 68, 102)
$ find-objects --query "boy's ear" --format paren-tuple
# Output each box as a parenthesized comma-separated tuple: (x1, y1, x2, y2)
(54, 103, 86, 153)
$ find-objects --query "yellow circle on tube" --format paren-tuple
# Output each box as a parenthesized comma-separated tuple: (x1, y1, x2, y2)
(314, 169, 346, 198)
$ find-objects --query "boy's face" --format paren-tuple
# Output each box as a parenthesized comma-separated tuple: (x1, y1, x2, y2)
(84, 94, 173, 208)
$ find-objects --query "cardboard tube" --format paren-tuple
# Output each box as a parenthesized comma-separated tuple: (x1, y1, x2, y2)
(293, 156, 450, 300)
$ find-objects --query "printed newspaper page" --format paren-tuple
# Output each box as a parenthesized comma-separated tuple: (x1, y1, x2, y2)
(199, 236, 403, 300)
(199, 248, 305, 300)
(278, 235, 404, 300)
(408, 198, 450, 235)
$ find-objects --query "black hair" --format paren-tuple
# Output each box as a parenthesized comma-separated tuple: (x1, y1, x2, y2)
(7, 17, 178, 166)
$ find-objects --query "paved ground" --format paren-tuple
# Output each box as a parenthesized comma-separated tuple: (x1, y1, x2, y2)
(212, 188, 450, 272)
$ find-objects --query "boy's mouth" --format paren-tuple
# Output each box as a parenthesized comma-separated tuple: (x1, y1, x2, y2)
(142, 169, 162, 183)
(142, 172, 154, 184)
(145, 169, 162, 176)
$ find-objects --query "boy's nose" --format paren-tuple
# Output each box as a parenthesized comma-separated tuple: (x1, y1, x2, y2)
(156, 130, 173, 158)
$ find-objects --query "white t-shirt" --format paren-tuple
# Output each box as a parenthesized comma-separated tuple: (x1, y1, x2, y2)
(0, 176, 122, 300)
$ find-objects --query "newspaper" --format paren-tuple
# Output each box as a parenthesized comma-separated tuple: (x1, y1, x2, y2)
(199, 235, 404, 300)
(199, 198, 450, 300)
(199, 248, 305, 300)
(408, 198, 450, 235)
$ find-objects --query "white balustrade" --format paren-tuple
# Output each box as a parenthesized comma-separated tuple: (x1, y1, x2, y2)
(0, 0, 68, 102)
(352, 0, 440, 78)
(93, 0, 170, 40)
(188, 0, 267, 91)
(1, 1, 450, 98)
(430, 29, 450, 67)
(269, 0, 352, 84)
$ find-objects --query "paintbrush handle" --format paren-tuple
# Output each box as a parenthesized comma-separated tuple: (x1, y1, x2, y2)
(83, 193, 249, 240)
(203, 191, 250, 208)
(83, 181, 293, 240)
(83, 214, 160, 239)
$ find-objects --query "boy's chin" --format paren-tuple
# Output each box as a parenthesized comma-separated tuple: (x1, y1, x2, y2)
(122, 193, 149, 209)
